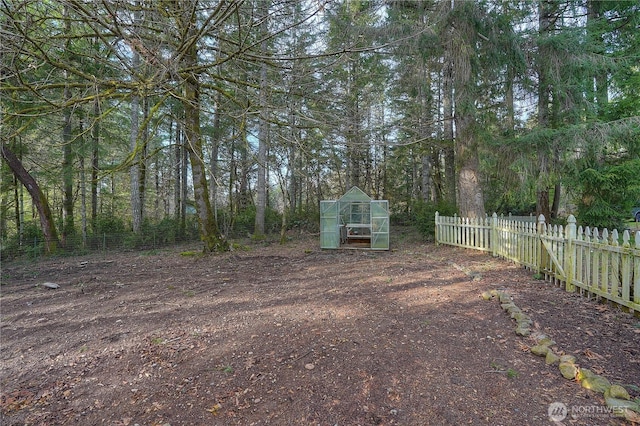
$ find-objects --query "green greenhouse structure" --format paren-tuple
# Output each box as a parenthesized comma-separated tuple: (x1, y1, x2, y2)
(319, 186, 389, 250)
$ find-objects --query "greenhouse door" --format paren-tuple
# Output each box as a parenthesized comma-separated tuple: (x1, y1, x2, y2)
(370, 200, 389, 250)
(320, 201, 339, 249)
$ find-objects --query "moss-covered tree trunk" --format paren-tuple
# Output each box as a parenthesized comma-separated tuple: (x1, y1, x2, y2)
(1, 143, 60, 254)
(180, 8, 228, 253)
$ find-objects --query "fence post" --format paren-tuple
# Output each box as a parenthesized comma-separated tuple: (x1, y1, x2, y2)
(564, 215, 576, 292)
(537, 214, 547, 276)
(491, 213, 498, 257)
(435, 212, 440, 245)
(635, 232, 640, 308)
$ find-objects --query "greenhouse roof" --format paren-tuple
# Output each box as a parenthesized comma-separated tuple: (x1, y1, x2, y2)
(338, 186, 371, 203)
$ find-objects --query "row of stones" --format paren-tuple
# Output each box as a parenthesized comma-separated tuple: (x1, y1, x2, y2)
(481, 289, 640, 422)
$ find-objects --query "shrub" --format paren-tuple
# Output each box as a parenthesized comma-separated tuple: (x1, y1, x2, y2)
(572, 159, 640, 231)
(410, 200, 457, 239)
(94, 215, 126, 235)
(287, 207, 319, 232)
(230, 206, 283, 237)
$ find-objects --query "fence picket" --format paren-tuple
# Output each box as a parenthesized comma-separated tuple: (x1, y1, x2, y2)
(635, 233, 640, 306)
(611, 229, 620, 300)
(601, 229, 610, 297)
(621, 231, 631, 303)
(591, 228, 601, 298)
(435, 212, 640, 312)
(574, 226, 585, 293)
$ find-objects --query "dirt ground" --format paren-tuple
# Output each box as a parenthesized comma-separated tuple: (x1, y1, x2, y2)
(1, 227, 639, 426)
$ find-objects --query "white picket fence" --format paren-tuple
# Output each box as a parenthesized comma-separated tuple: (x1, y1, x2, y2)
(435, 212, 640, 312)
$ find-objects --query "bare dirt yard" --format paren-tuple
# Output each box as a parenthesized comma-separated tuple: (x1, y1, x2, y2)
(1, 227, 639, 425)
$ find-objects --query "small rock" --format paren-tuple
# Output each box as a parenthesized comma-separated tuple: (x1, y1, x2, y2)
(536, 337, 556, 347)
(304, 363, 315, 370)
(559, 354, 576, 364)
(581, 375, 611, 394)
(517, 317, 533, 326)
(481, 291, 492, 300)
(531, 332, 550, 341)
(577, 368, 595, 381)
(530, 345, 550, 357)
(515, 324, 530, 336)
(508, 307, 522, 317)
(545, 350, 560, 365)
(42, 282, 60, 289)
(559, 362, 578, 380)
(606, 384, 631, 401)
(604, 396, 640, 416)
(501, 302, 516, 311)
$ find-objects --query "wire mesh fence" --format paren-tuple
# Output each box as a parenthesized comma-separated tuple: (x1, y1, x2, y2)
(1, 230, 201, 262)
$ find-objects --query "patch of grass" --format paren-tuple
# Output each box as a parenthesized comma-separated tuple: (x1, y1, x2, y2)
(231, 242, 250, 251)
(180, 250, 202, 257)
(533, 273, 545, 280)
(142, 249, 161, 256)
(489, 361, 518, 379)
(151, 337, 164, 345)
(183, 290, 195, 297)
(220, 365, 233, 374)
(506, 368, 519, 379)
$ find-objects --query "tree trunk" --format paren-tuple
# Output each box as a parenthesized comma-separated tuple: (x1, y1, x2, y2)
(62, 75, 74, 241)
(209, 91, 222, 222)
(2, 143, 60, 253)
(452, 1, 484, 219)
(62, 5, 74, 242)
(238, 118, 250, 210)
(14, 172, 23, 246)
(254, 0, 270, 238)
(288, 104, 298, 214)
(442, 25, 456, 207)
(536, 0, 554, 220)
(181, 10, 228, 253)
(154, 155, 160, 220)
(79, 117, 87, 248)
(129, 90, 141, 233)
(346, 57, 362, 191)
(91, 97, 100, 233)
(139, 96, 149, 223)
(421, 155, 432, 202)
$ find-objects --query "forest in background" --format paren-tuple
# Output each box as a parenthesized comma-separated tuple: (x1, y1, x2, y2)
(1, 0, 639, 256)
